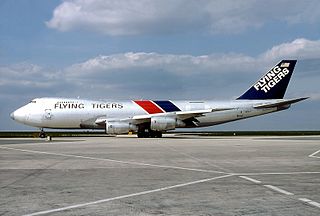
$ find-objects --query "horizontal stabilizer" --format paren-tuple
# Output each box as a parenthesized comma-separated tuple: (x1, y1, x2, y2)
(254, 97, 308, 109)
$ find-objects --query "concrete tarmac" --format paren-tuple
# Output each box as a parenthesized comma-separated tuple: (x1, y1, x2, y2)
(0, 135, 319, 215)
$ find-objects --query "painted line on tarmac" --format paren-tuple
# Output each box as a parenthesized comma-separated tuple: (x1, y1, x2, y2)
(239, 176, 261, 184)
(23, 174, 234, 216)
(309, 149, 320, 159)
(0, 146, 228, 174)
(155, 141, 233, 173)
(240, 176, 320, 210)
(299, 198, 320, 209)
(263, 185, 294, 196)
(236, 171, 320, 176)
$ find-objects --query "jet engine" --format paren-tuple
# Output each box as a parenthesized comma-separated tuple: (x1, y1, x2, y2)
(106, 121, 137, 134)
(150, 116, 185, 131)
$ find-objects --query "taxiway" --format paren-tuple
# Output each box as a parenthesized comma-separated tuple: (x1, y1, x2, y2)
(0, 135, 319, 215)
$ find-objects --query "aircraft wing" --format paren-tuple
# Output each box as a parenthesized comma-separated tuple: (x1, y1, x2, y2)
(95, 108, 233, 125)
(127, 108, 233, 124)
(254, 97, 308, 109)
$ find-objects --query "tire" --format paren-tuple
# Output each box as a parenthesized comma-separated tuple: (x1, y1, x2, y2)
(149, 131, 156, 138)
(137, 131, 148, 138)
(156, 132, 162, 138)
(150, 131, 162, 138)
(138, 130, 162, 138)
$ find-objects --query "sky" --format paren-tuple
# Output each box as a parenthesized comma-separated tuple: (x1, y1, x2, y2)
(1, 0, 320, 131)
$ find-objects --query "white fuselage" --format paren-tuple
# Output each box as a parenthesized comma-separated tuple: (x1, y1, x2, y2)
(11, 97, 281, 130)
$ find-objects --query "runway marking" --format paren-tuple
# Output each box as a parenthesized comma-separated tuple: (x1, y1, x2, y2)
(299, 198, 320, 209)
(263, 185, 294, 196)
(0, 146, 227, 174)
(309, 149, 320, 159)
(239, 176, 261, 184)
(155, 142, 233, 173)
(236, 171, 320, 176)
(2, 146, 319, 176)
(23, 174, 233, 216)
(241, 176, 320, 210)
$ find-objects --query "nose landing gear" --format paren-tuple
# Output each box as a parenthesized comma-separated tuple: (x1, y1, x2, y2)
(39, 128, 46, 138)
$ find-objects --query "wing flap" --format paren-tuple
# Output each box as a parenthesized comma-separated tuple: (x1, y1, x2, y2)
(175, 108, 232, 120)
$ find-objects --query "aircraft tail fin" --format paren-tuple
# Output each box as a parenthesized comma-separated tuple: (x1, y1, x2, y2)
(237, 60, 297, 100)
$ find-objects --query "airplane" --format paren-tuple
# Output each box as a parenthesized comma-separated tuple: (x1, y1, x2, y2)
(11, 60, 308, 138)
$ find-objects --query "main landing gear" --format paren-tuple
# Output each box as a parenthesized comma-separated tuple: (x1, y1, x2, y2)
(137, 129, 162, 138)
(39, 128, 46, 138)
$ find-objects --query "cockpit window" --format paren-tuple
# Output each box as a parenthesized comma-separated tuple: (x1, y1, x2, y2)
(29, 100, 36, 103)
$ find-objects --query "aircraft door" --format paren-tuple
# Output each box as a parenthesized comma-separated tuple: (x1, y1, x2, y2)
(236, 108, 244, 118)
(44, 109, 52, 120)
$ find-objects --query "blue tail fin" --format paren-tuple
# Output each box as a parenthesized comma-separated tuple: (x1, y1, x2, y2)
(237, 60, 297, 100)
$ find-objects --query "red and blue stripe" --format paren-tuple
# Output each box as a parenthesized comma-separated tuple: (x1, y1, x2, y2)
(134, 100, 181, 114)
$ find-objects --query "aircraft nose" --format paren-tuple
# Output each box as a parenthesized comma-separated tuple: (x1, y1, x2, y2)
(10, 112, 15, 120)
(10, 108, 27, 123)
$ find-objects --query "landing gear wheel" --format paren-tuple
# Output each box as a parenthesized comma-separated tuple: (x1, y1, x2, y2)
(39, 129, 46, 138)
(156, 131, 162, 138)
(137, 131, 149, 138)
(149, 130, 155, 138)
(137, 130, 151, 138)
(137, 128, 162, 138)
(150, 130, 162, 138)
(137, 132, 145, 138)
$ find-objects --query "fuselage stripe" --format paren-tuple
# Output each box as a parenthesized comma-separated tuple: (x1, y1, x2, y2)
(134, 100, 164, 114)
(153, 100, 181, 112)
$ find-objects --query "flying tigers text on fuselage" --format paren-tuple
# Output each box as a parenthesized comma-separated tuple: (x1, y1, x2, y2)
(54, 101, 123, 109)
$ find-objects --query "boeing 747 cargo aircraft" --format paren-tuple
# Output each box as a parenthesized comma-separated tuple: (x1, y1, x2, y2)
(11, 60, 307, 138)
